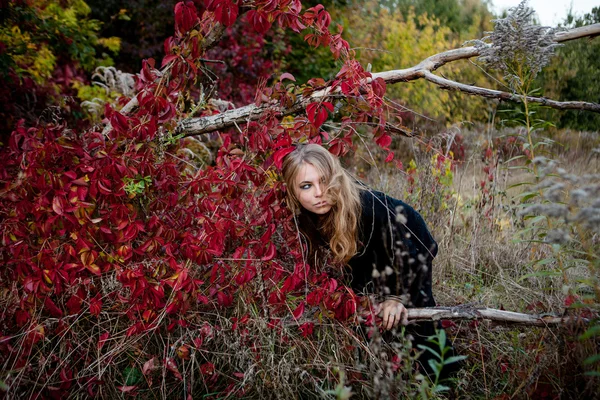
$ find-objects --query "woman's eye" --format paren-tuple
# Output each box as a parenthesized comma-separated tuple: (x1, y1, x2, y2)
(300, 184, 311, 190)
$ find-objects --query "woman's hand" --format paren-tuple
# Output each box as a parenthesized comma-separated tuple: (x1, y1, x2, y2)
(376, 298, 408, 330)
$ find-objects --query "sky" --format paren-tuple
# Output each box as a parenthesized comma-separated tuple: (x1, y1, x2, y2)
(490, 0, 598, 26)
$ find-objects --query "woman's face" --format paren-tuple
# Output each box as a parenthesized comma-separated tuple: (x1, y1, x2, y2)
(294, 162, 332, 215)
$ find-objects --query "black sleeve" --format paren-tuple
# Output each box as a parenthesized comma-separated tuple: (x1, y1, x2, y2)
(392, 199, 437, 307)
(348, 191, 437, 308)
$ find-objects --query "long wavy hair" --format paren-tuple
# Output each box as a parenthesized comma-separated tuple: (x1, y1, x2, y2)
(282, 144, 362, 265)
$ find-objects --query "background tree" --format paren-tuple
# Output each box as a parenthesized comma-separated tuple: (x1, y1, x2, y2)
(0, 0, 120, 137)
(342, 0, 494, 127)
(537, 6, 600, 130)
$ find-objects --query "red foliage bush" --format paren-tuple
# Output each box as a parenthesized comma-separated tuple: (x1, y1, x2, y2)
(0, 1, 395, 397)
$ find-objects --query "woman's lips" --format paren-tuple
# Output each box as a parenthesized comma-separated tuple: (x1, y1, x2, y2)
(314, 202, 327, 207)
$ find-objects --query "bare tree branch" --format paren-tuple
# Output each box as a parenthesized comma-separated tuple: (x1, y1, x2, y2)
(422, 70, 600, 112)
(373, 24, 600, 83)
(554, 23, 600, 42)
(175, 23, 600, 137)
(408, 306, 588, 326)
(103, 23, 600, 137)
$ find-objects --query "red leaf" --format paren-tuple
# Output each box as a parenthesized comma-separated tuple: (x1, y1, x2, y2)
(279, 72, 296, 82)
(143, 357, 157, 375)
(322, 102, 334, 112)
(98, 332, 109, 350)
(164, 357, 183, 380)
(261, 242, 276, 261)
(440, 319, 457, 329)
(372, 77, 387, 97)
(272, 147, 294, 169)
(307, 102, 333, 128)
(384, 152, 394, 163)
(216, 290, 233, 307)
(376, 134, 392, 149)
(247, 10, 271, 34)
(90, 293, 102, 316)
(210, 0, 238, 27)
(306, 103, 318, 124)
(564, 295, 576, 307)
(15, 309, 31, 327)
(66, 295, 82, 315)
(97, 180, 112, 194)
(315, 107, 328, 128)
(59, 367, 72, 388)
(117, 386, 137, 393)
(307, 290, 324, 306)
(52, 196, 64, 215)
(174, 1, 198, 35)
(200, 362, 215, 375)
(109, 111, 129, 134)
(260, 224, 276, 245)
(292, 301, 305, 320)
(299, 322, 314, 337)
(161, 54, 178, 68)
(304, 33, 321, 48)
(44, 297, 63, 318)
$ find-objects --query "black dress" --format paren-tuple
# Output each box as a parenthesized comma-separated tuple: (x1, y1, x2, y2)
(349, 189, 451, 378)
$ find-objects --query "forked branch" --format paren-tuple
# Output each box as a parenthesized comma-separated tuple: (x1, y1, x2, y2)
(422, 71, 600, 112)
(104, 23, 600, 136)
(177, 23, 600, 137)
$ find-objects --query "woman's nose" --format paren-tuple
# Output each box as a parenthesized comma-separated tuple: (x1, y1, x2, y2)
(314, 184, 323, 197)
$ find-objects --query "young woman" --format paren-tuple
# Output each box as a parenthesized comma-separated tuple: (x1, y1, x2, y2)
(282, 143, 441, 370)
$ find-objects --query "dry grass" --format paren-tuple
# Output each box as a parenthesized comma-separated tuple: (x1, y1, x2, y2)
(348, 124, 600, 398)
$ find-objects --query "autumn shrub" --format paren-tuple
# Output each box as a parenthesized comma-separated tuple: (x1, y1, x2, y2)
(0, 1, 439, 398)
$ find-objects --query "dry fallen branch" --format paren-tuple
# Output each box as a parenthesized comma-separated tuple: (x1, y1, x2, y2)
(175, 23, 600, 137)
(407, 306, 589, 326)
(102, 23, 600, 137)
(372, 24, 600, 83)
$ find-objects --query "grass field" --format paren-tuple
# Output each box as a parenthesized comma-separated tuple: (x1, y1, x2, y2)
(351, 124, 600, 398)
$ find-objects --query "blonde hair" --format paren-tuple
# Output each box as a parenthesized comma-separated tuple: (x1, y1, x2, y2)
(282, 144, 362, 264)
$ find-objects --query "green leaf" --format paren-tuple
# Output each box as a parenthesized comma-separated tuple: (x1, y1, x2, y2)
(507, 165, 532, 171)
(518, 191, 540, 202)
(519, 270, 562, 281)
(433, 384, 450, 393)
(428, 359, 442, 375)
(417, 344, 441, 360)
(123, 366, 143, 386)
(444, 355, 468, 365)
(523, 215, 547, 224)
(532, 257, 555, 267)
(583, 354, 600, 366)
(437, 329, 447, 348)
(579, 325, 600, 340)
(584, 371, 600, 377)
